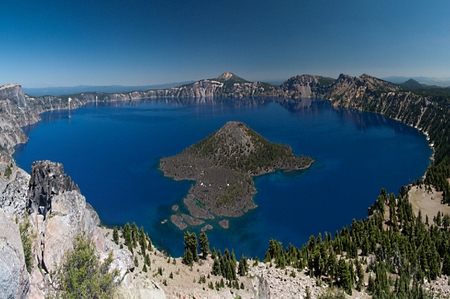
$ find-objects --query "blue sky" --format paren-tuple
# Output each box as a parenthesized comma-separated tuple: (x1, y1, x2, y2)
(1, 0, 449, 87)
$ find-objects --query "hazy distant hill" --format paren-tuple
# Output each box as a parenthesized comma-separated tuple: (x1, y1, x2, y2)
(23, 81, 194, 97)
(400, 79, 424, 89)
(383, 76, 450, 87)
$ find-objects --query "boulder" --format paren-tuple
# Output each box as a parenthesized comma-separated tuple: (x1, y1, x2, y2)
(0, 209, 30, 299)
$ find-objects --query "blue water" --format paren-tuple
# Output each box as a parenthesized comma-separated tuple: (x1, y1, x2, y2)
(14, 99, 432, 258)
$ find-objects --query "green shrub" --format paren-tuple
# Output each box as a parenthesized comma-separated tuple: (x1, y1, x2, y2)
(55, 233, 118, 299)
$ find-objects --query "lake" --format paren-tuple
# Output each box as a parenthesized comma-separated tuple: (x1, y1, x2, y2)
(14, 98, 432, 258)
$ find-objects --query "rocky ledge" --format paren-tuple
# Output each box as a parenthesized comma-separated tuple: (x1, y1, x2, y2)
(160, 121, 313, 230)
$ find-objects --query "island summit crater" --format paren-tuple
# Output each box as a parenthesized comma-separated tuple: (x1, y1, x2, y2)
(159, 121, 314, 230)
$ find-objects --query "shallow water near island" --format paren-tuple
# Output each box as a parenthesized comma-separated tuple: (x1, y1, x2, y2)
(14, 99, 432, 258)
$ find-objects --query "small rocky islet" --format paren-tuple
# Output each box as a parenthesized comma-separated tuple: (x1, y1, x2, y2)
(159, 121, 314, 230)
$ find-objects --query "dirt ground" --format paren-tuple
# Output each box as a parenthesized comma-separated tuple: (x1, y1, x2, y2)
(408, 183, 450, 222)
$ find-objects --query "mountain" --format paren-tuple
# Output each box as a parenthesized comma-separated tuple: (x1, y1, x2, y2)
(383, 76, 450, 87)
(214, 72, 249, 84)
(400, 78, 424, 89)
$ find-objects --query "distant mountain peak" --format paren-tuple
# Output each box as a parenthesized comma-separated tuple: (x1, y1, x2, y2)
(218, 72, 235, 80)
(401, 79, 422, 88)
(215, 72, 249, 84)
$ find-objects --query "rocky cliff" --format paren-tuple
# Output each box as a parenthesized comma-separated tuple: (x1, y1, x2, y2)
(0, 161, 134, 298)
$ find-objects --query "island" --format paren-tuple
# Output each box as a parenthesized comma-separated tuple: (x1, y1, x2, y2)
(159, 121, 314, 230)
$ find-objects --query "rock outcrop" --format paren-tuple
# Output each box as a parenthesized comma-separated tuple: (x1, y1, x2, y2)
(0, 83, 28, 109)
(0, 209, 30, 299)
(27, 161, 80, 217)
(0, 84, 40, 163)
(277, 74, 321, 99)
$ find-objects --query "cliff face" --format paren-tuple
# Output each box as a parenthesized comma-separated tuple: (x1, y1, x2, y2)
(0, 83, 28, 108)
(0, 84, 40, 162)
(0, 162, 134, 298)
(277, 74, 322, 99)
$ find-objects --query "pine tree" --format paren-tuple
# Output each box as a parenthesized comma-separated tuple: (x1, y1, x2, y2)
(238, 255, 248, 276)
(338, 259, 352, 295)
(442, 252, 450, 275)
(212, 258, 221, 276)
(355, 258, 364, 291)
(182, 231, 198, 265)
(19, 218, 35, 273)
(144, 253, 151, 267)
(182, 246, 194, 266)
(146, 233, 152, 250)
(199, 231, 210, 259)
(139, 226, 147, 255)
(131, 222, 138, 248)
(112, 226, 119, 245)
(122, 223, 133, 252)
(56, 233, 118, 299)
